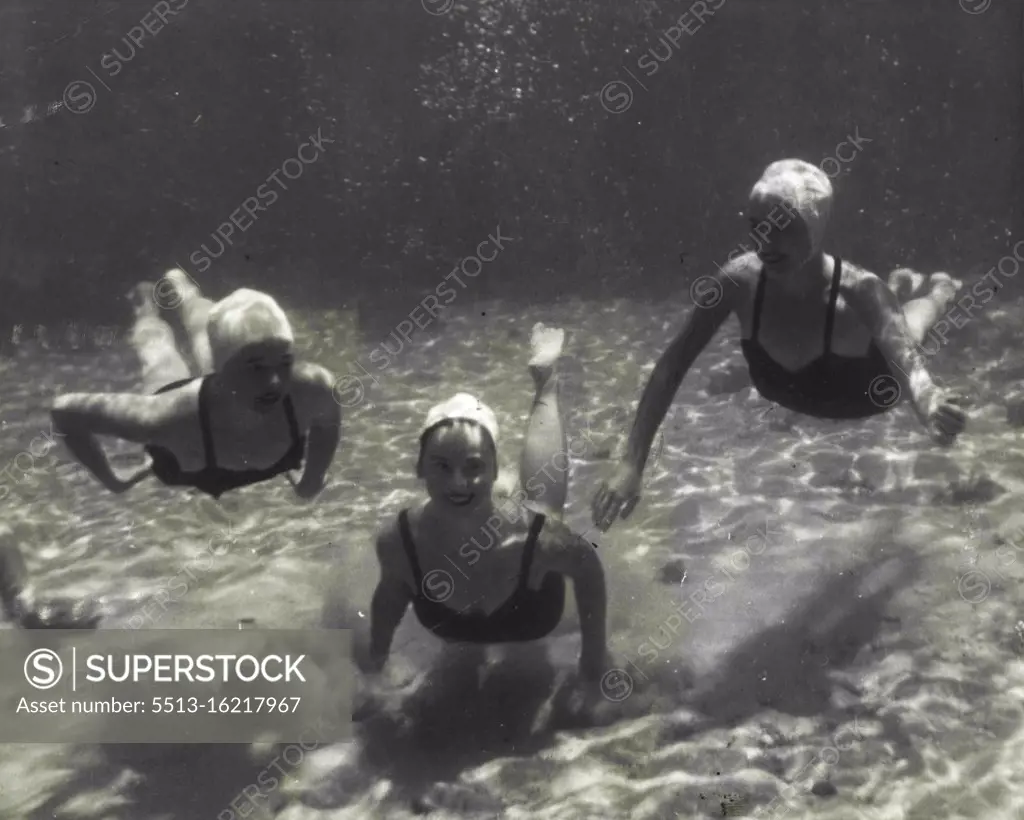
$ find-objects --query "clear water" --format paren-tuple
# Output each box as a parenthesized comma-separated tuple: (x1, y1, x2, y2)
(1, 295, 1023, 819)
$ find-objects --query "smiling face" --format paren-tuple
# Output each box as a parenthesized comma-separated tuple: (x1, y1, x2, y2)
(746, 194, 814, 277)
(219, 338, 295, 413)
(418, 420, 498, 514)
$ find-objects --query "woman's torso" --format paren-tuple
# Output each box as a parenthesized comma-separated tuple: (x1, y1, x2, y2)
(732, 253, 877, 369)
(144, 372, 317, 493)
(389, 500, 549, 617)
(730, 254, 894, 419)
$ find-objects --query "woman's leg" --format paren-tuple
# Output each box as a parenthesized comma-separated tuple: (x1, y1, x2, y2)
(887, 268, 962, 344)
(128, 283, 192, 394)
(162, 269, 216, 374)
(519, 323, 569, 519)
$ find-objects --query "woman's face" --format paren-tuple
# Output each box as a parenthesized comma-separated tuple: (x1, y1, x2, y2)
(746, 195, 813, 277)
(220, 339, 294, 412)
(419, 422, 497, 514)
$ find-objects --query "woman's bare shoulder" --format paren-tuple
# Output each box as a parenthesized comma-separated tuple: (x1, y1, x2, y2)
(720, 251, 762, 283)
(838, 257, 882, 288)
(289, 362, 341, 423)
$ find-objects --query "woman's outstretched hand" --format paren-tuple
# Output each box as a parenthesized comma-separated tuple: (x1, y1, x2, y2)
(591, 462, 643, 532)
(919, 386, 969, 445)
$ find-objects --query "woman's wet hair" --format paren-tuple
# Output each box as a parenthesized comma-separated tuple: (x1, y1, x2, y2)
(416, 419, 498, 479)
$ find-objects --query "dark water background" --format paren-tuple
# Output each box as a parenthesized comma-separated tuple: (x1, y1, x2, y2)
(0, 0, 1020, 328)
(0, 1, 1023, 818)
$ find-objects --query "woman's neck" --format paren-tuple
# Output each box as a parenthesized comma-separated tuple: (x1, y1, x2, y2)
(422, 496, 499, 535)
(205, 376, 266, 428)
(774, 252, 830, 298)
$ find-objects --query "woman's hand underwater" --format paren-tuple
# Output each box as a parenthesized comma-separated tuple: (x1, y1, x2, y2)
(552, 659, 630, 728)
(918, 385, 969, 445)
(591, 461, 643, 532)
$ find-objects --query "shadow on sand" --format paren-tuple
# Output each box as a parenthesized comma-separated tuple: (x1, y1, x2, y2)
(24, 543, 922, 819)
(357, 642, 562, 805)
(688, 543, 922, 729)
(26, 742, 269, 820)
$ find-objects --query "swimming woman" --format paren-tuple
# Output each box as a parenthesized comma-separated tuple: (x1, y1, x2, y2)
(352, 324, 611, 709)
(50, 270, 341, 500)
(592, 158, 968, 531)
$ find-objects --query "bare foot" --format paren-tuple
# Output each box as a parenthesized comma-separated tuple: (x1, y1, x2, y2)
(126, 282, 160, 317)
(928, 271, 962, 306)
(528, 322, 565, 378)
(164, 268, 202, 303)
(888, 267, 927, 301)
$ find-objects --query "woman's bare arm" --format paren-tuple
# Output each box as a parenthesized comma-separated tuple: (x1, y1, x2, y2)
(355, 530, 412, 674)
(537, 523, 607, 681)
(288, 363, 342, 498)
(623, 258, 745, 472)
(843, 266, 936, 418)
(50, 391, 183, 492)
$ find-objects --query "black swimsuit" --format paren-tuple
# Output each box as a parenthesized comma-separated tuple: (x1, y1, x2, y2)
(144, 376, 305, 499)
(397, 509, 566, 644)
(740, 258, 896, 420)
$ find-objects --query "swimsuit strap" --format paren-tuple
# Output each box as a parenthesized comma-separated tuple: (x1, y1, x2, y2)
(823, 257, 844, 355)
(516, 513, 547, 589)
(397, 510, 424, 586)
(750, 268, 768, 343)
(197, 376, 219, 468)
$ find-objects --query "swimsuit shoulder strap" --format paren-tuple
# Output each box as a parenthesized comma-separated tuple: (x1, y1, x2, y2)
(197, 376, 218, 468)
(823, 257, 843, 354)
(517, 513, 547, 587)
(750, 266, 768, 342)
(396, 509, 424, 586)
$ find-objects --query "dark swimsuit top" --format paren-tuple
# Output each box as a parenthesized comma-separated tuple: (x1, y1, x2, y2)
(397, 509, 566, 644)
(144, 376, 305, 499)
(739, 258, 896, 420)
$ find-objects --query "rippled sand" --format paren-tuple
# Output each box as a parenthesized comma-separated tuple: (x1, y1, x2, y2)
(1, 293, 1023, 819)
